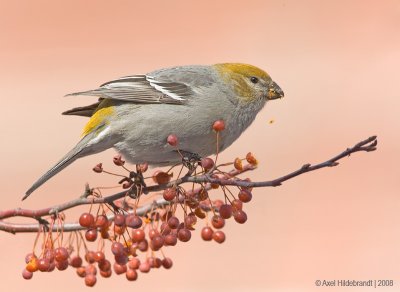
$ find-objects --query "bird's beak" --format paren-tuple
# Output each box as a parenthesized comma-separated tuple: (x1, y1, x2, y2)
(266, 81, 284, 100)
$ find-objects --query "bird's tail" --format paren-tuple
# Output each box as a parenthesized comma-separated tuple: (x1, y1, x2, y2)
(23, 133, 101, 200)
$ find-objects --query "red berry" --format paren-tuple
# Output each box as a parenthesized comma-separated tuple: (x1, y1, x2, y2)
(79, 213, 94, 228)
(92, 163, 103, 173)
(162, 258, 173, 269)
(55, 260, 69, 271)
(76, 266, 86, 277)
(114, 213, 125, 226)
(233, 210, 248, 224)
(100, 269, 112, 278)
(85, 251, 96, 264)
(113, 154, 125, 166)
(201, 157, 214, 170)
(138, 162, 148, 173)
(111, 242, 124, 256)
(93, 251, 105, 262)
(22, 269, 33, 280)
(85, 274, 97, 287)
(238, 189, 252, 203)
(163, 188, 177, 201)
(98, 259, 111, 272)
(167, 134, 178, 146)
(164, 234, 177, 246)
(127, 258, 140, 270)
(178, 228, 191, 242)
(25, 253, 36, 264)
(167, 216, 180, 229)
(132, 229, 145, 242)
(38, 258, 50, 272)
(211, 215, 225, 229)
(152, 170, 172, 184)
(54, 247, 69, 262)
(213, 230, 226, 243)
(219, 204, 233, 219)
(137, 239, 149, 252)
(85, 229, 98, 242)
(95, 215, 109, 229)
(69, 256, 82, 268)
(139, 261, 151, 273)
(126, 268, 138, 281)
(231, 199, 243, 211)
(201, 227, 213, 241)
(150, 236, 165, 251)
(113, 262, 127, 275)
(212, 120, 225, 131)
(125, 214, 142, 229)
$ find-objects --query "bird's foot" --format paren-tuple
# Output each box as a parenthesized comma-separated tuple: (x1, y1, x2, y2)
(178, 150, 202, 176)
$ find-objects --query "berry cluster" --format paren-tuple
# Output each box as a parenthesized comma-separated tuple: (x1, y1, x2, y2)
(22, 120, 258, 286)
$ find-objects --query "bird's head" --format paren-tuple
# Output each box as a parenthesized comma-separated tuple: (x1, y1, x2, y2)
(214, 63, 284, 103)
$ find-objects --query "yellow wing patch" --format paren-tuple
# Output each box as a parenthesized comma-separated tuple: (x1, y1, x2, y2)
(82, 99, 115, 136)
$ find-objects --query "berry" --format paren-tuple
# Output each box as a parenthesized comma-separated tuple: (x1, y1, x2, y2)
(132, 229, 145, 242)
(70, 256, 82, 268)
(55, 260, 69, 271)
(127, 258, 140, 270)
(200, 157, 214, 170)
(37, 258, 50, 272)
(114, 213, 125, 226)
(211, 215, 225, 229)
(54, 247, 69, 262)
(93, 251, 105, 262)
(213, 230, 226, 243)
(162, 258, 173, 269)
(22, 269, 33, 280)
(76, 266, 86, 277)
(95, 215, 109, 229)
(167, 216, 180, 229)
(212, 120, 225, 131)
(152, 170, 172, 184)
(201, 227, 213, 241)
(125, 214, 142, 229)
(167, 134, 178, 146)
(100, 269, 112, 278)
(238, 189, 252, 203)
(98, 259, 111, 272)
(139, 261, 151, 273)
(26, 258, 39, 272)
(85, 229, 98, 242)
(138, 162, 148, 173)
(111, 242, 124, 256)
(177, 228, 191, 242)
(137, 240, 149, 252)
(79, 213, 94, 228)
(113, 154, 125, 166)
(85, 274, 97, 287)
(234, 158, 243, 170)
(233, 210, 248, 224)
(150, 236, 165, 251)
(126, 269, 138, 281)
(85, 251, 96, 264)
(164, 234, 178, 246)
(231, 199, 243, 211)
(92, 163, 103, 173)
(219, 204, 233, 219)
(113, 262, 127, 275)
(246, 152, 258, 165)
(163, 188, 177, 201)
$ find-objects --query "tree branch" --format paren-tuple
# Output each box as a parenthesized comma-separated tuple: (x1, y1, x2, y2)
(0, 136, 377, 234)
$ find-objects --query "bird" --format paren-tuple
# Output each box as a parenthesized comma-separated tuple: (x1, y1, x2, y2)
(24, 63, 284, 200)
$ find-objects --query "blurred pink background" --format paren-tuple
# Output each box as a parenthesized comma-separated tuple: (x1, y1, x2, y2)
(0, 0, 399, 291)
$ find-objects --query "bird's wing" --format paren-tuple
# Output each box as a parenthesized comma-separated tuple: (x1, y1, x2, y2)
(65, 74, 193, 105)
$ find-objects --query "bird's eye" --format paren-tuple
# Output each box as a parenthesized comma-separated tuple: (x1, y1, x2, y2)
(250, 76, 259, 84)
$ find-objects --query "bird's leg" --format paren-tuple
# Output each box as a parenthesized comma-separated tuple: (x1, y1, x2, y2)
(129, 165, 147, 188)
(178, 150, 202, 176)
